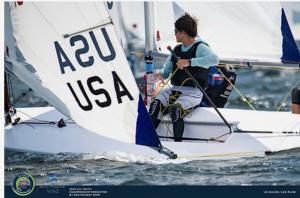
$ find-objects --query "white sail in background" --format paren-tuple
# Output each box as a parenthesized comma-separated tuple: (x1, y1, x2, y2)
(154, 2, 300, 64)
(7, 2, 159, 147)
(105, 1, 141, 50)
(106, 1, 145, 50)
(153, 2, 176, 52)
(281, 2, 300, 42)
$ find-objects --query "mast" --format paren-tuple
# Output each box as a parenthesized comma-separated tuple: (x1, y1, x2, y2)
(4, 42, 11, 124)
(144, 2, 155, 106)
(4, 73, 12, 124)
(144, 2, 155, 56)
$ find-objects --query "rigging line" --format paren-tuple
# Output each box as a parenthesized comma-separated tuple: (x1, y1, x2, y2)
(212, 131, 232, 140)
(217, 67, 256, 111)
(158, 136, 224, 143)
(16, 109, 73, 124)
(156, 64, 233, 135)
(19, 120, 76, 125)
(156, 74, 198, 139)
(276, 80, 300, 111)
(155, 67, 179, 97)
(137, 51, 300, 69)
(63, 20, 112, 38)
(221, 64, 300, 71)
(4, 69, 22, 81)
(183, 68, 233, 133)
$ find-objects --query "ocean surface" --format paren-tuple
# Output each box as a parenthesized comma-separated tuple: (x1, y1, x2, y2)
(4, 67, 300, 186)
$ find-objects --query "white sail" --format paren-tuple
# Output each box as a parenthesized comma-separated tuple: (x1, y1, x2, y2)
(7, 2, 159, 147)
(105, 2, 123, 45)
(281, 2, 300, 41)
(154, 2, 300, 64)
(107, 2, 145, 50)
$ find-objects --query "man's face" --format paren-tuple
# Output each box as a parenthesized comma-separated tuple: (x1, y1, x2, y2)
(175, 29, 183, 42)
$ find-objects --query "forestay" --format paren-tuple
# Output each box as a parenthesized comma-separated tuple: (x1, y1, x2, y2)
(8, 2, 160, 147)
(154, 2, 300, 64)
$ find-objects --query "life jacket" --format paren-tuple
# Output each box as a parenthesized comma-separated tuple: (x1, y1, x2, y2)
(170, 41, 209, 88)
(200, 66, 236, 108)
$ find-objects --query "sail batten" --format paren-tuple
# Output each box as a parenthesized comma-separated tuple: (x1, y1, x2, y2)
(7, 2, 160, 148)
(63, 17, 113, 38)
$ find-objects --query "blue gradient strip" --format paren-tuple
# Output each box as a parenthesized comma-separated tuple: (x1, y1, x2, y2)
(146, 63, 153, 73)
(281, 8, 300, 63)
(135, 95, 160, 147)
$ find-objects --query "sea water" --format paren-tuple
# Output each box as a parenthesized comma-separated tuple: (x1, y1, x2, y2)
(4, 149, 300, 185)
(4, 68, 300, 185)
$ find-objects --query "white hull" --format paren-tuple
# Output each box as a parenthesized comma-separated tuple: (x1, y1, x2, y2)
(5, 107, 300, 161)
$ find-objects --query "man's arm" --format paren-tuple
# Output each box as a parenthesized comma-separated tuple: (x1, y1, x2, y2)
(191, 44, 219, 68)
(158, 54, 173, 79)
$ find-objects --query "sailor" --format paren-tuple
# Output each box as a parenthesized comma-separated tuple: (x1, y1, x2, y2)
(291, 86, 300, 114)
(149, 13, 219, 142)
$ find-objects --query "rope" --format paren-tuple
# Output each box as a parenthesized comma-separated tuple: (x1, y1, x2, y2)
(217, 66, 256, 110)
(153, 67, 198, 139)
(152, 62, 300, 143)
(17, 110, 76, 125)
(155, 67, 179, 96)
(276, 80, 300, 111)
(226, 64, 300, 71)
(153, 67, 229, 142)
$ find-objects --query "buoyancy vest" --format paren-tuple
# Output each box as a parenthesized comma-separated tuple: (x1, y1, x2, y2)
(200, 66, 236, 108)
(170, 41, 209, 88)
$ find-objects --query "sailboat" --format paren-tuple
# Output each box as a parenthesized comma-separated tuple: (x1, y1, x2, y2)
(4, 2, 300, 161)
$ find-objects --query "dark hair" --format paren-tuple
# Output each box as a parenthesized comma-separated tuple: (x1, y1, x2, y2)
(175, 13, 198, 38)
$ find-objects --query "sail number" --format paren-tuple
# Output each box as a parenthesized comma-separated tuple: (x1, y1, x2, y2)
(54, 28, 134, 111)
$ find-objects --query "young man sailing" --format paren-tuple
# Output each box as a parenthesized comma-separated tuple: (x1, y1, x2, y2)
(149, 13, 219, 142)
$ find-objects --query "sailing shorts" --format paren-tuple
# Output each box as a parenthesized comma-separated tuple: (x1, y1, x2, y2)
(155, 86, 203, 110)
(292, 86, 300, 105)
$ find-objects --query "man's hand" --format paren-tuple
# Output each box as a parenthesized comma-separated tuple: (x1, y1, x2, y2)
(176, 59, 190, 69)
(154, 73, 164, 82)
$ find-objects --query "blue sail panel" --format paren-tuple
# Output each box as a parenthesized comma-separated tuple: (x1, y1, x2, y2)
(135, 95, 160, 147)
(281, 8, 300, 63)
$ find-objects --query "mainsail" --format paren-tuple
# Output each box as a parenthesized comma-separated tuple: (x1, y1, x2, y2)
(154, 2, 300, 65)
(6, 2, 160, 147)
